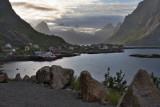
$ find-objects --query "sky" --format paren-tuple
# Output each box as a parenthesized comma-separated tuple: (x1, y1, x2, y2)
(9, 0, 142, 33)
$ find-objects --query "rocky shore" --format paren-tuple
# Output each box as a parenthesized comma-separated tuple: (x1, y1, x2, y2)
(0, 65, 160, 107)
(0, 54, 78, 61)
(130, 54, 160, 58)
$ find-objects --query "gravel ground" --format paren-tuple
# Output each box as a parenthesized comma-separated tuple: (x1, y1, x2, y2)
(0, 81, 115, 107)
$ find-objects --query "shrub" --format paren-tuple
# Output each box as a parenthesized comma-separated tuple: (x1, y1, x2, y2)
(102, 68, 127, 105)
(151, 72, 160, 91)
(69, 76, 80, 91)
(108, 89, 122, 105)
(102, 68, 127, 93)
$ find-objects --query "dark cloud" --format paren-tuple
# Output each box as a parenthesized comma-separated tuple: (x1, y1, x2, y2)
(11, 2, 58, 11)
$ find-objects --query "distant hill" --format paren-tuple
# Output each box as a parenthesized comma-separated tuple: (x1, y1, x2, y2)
(0, 0, 66, 47)
(91, 23, 115, 44)
(54, 28, 92, 45)
(106, 0, 160, 46)
(53, 23, 122, 45)
(34, 21, 53, 35)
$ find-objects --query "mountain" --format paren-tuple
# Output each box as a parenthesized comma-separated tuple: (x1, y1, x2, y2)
(91, 23, 115, 44)
(54, 29, 92, 45)
(54, 28, 93, 45)
(106, 0, 160, 46)
(34, 21, 52, 35)
(0, 0, 66, 46)
(113, 22, 122, 33)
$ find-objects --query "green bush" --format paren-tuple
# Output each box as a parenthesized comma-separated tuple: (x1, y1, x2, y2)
(108, 89, 122, 105)
(151, 72, 160, 91)
(102, 68, 127, 93)
(69, 76, 80, 91)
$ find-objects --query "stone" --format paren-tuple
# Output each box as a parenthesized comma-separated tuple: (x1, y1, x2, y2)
(15, 73, 22, 81)
(31, 75, 36, 82)
(23, 75, 30, 81)
(36, 65, 74, 89)
(50, 65, 74, 89)
(117, 70, 160, 107)
(80, 71, 109, 102)
(36, 66, 51, 84)
(0, 71, 8, 83)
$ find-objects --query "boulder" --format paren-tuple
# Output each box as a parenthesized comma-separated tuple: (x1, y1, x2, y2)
(36, 66, 51, 84)
(0, 72, 8, 83)
(31, 75, 36, 82)
(23, 75, 30, 81)
(36, 65, 74, 89)
(50, 65, 74, 89)
(15, 73, 22, 81)
(80, 71, 109, 102)
(118, 70, 160, 107)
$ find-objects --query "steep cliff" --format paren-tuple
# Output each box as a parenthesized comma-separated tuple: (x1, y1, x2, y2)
(107, 0, 160, 46)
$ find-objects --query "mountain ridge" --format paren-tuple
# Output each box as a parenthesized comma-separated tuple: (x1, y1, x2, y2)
(34, 21, 53, 35)
(106, 0, 160, 46)
(0, 0, 66, 46)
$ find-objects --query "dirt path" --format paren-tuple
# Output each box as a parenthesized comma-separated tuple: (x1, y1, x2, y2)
(0, 81, 115, 107)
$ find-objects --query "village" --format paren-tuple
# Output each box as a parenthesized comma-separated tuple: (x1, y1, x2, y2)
(0, 43, 124, 61)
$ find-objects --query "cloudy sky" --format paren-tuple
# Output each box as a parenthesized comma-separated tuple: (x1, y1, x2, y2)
(9, 0, 142, 33)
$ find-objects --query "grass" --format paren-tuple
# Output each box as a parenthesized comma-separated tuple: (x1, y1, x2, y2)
(107, 89, 123, 105)
(69, 75, 122, 105)
(69, 76, 80, 91)
(7, 78, 17, 81)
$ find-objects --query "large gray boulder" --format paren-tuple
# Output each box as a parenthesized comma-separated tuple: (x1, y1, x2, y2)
(31, 75, 36, 82)
(118, 70, 160, 107)
(50, 65, 74, 89)
(23, 75, 31, 81)
(80, 71, 109, 102)
(36, 65, 74, 89)
(15, 73, 22, 81)
(36, 66, 51, 84)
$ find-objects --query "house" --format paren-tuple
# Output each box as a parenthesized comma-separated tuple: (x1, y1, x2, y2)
(2, 48, 16, 55)
(5, 44, 12, 48)
(68, 46, 74, 51)
(33, 44, 39, 48)
(49, 47, 54, 51)
(8, 52, 15, 56)
(102, 46, 108, 50)
(27, 43, 33, 48)
(11, 48, 16, 52)
(112, 45, 119, 49)
(25, 46, 30, 51)
(57, 46, 62, 50)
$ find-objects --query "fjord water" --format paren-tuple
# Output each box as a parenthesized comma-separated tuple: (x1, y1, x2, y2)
(0, 49, 160, 84)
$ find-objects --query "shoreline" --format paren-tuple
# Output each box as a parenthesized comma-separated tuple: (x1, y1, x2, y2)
(0, 50, 123, 61)
(0, 54, 78, 61)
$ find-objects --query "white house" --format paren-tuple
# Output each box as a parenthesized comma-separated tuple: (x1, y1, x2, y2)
(25, 46, 30, 51)
(5, 44, 12, 48)
(33, 44, 39, 48)
(103, 46, 108, 49)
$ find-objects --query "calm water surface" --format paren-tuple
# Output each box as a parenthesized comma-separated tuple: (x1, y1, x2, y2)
(0, 49, 160, 84)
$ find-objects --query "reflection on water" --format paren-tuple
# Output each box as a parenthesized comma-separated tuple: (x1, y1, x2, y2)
(0, 49, 160, 84)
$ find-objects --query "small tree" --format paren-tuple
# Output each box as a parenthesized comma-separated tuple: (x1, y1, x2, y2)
(103, 68, 127, 93)
(151, 72, 160, 91)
